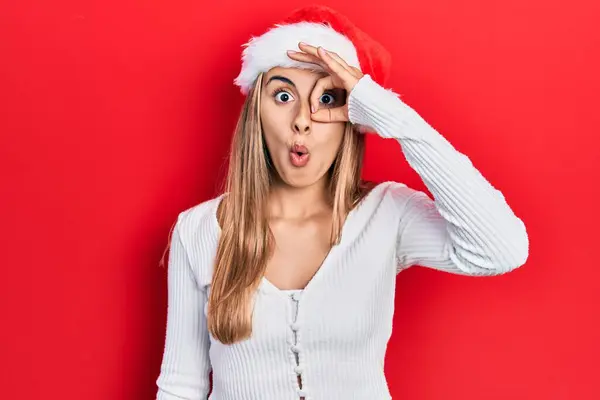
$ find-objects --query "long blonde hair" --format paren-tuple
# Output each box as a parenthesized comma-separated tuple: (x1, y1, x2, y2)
(207, 72, 371, 344)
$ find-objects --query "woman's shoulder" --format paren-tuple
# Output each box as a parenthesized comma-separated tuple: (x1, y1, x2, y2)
(175, 194, 224, 236)
(169, 194, 225, 284)
(172, 194, 224, 262)
(356, 180, 432, 221)
(362, 180, 426, 206)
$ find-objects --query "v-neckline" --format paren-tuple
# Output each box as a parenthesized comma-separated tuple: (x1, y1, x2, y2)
(259, 243, 335, 298)
(210, 190, 367, 299)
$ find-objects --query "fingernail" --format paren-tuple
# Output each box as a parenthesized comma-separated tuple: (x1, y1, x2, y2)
(311, 105, 316, 113)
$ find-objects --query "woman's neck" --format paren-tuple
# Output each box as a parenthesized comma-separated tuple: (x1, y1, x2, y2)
(268, 178, 331, 220)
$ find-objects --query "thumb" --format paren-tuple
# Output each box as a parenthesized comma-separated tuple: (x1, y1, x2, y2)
(311, 106, 348, 123)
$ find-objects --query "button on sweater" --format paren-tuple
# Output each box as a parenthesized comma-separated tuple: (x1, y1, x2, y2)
(156, 74, 529, 400)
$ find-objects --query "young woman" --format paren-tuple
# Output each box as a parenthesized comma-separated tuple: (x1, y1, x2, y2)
(156, 5, 529, 400)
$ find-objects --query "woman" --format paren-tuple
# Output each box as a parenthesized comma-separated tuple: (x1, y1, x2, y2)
(156, 5, 528, 400)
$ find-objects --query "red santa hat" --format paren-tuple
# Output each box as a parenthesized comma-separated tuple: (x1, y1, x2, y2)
(234, 5, 392, 95)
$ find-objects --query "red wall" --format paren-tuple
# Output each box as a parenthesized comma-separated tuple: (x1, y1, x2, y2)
(2, 0, 598, 399)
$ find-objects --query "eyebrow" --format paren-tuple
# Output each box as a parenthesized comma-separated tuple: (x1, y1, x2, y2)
(266, 75, 296, 88)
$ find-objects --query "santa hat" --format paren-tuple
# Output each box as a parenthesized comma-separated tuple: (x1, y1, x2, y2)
(234, 5, 391, 95)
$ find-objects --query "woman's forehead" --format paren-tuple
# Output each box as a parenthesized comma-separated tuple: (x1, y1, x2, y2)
(264, 67, 328, 87)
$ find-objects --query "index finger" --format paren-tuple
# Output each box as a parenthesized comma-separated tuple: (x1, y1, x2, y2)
(299, 43, 354, 81)
(310, 75, 336, 114)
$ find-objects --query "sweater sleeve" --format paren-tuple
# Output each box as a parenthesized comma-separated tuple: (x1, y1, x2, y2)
(156, 214, 211, 399)
(347, 74, 529, 276)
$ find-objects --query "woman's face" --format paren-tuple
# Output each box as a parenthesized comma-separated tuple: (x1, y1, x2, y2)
(260, 67, 346, 189)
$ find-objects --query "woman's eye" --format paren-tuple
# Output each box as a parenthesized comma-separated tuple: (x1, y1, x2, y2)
(319, 93, 336, 105)
(275, 91, 294, 103)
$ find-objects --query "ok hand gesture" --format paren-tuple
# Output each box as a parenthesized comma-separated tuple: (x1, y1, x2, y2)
(287, 42, 364, 123)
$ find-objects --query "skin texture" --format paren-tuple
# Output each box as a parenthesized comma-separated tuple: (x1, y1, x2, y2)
(259, 43, 365, 290)
(260, 43, 364, 191)
(260, 66, 346, 189)
(260, 42, 366, 396)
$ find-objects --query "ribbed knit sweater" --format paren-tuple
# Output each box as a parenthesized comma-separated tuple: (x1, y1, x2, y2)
(155, 74, 529, 400)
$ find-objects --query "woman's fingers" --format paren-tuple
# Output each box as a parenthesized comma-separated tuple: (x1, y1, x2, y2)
(287, 49, 345, 114)
(323, 50, 363, 85)
(349, 66, 363, 78)
(297, 43, 360, 91)
(286, 50, 328, 71)
(311, 75, 348, 122)
(311, 106, 348, 123)
(297, 42, 321, 56)
(316, 47, 356, 85)
(310, 75, 336, 115)
(287, 42, 361, 124)
(320, 49, 352, 72)
(298, 44, 353, 81)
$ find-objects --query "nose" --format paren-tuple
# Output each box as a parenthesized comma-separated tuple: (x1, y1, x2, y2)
(292, 102, 312, 135)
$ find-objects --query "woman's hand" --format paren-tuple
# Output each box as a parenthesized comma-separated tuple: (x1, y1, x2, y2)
(287, 42, 364, 123)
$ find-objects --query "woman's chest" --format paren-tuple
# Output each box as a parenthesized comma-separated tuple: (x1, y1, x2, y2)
(208, 248, 398, 355)
(264, 216, 334, 290)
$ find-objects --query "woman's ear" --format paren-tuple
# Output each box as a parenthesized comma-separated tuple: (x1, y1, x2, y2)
(353, 123, 374, 135)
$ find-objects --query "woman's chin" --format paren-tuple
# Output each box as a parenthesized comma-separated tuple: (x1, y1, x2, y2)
(280, 176, 316, 189)
(276, 168, 324, 189)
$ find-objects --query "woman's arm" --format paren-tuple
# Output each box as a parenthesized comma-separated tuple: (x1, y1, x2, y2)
(156, 215, 211, 399)
(348, 75, 529, 276)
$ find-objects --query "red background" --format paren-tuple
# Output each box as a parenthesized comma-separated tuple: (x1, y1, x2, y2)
(2, 0, 599, 399)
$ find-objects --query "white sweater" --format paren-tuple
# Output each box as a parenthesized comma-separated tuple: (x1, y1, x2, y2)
(156, 74, 529, 400)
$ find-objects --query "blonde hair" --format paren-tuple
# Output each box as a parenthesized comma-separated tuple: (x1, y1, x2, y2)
(205, 72, 371, 344)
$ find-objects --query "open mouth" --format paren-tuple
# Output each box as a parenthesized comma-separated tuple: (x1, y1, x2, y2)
(290, 144, 310, 167)
(291, 144, 309, 155)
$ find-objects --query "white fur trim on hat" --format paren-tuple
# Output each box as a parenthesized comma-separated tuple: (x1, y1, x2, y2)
(234, 22, 361, 95)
